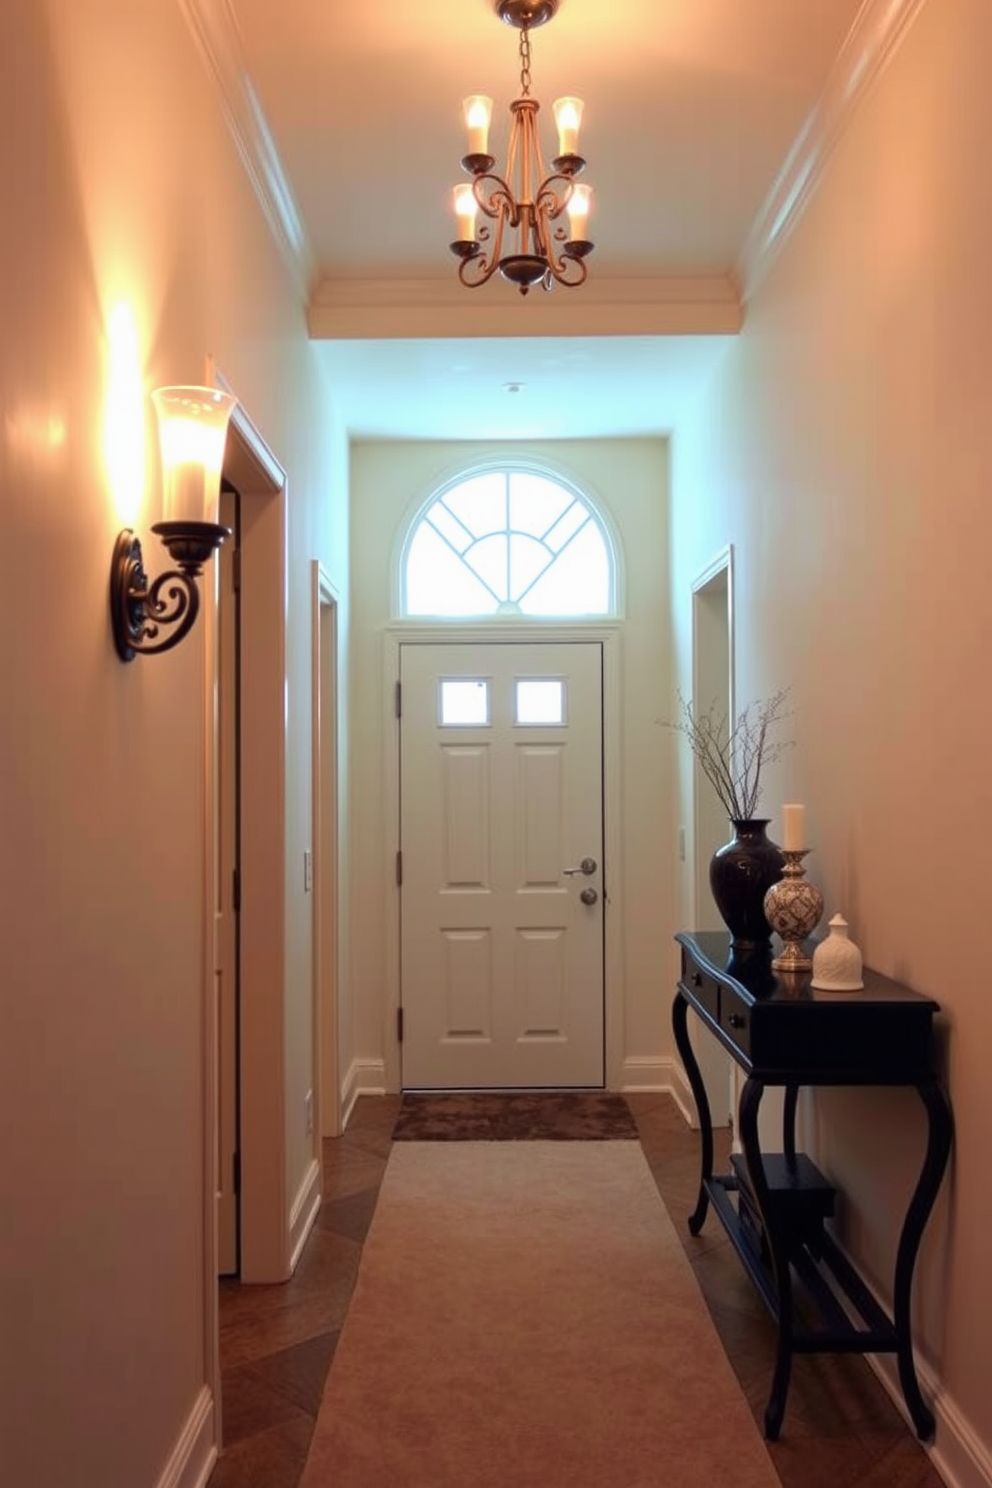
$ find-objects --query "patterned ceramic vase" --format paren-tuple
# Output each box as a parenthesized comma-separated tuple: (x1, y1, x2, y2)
(763, 850, 825, 971)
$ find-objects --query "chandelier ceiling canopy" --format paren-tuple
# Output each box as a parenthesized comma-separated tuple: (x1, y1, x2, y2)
(450, 0, 594, 295)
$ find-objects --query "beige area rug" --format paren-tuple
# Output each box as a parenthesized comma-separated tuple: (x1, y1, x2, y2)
(301, 1142, 779, 1488)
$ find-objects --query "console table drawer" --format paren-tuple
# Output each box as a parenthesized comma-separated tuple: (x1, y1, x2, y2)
(720, 989, 751, 1056)
(682, 962, 720, 1021)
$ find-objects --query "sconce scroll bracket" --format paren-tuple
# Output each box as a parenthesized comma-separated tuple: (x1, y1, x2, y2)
(110, 523, 228, 662)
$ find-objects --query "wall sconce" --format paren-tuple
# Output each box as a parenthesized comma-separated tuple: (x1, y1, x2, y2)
(110, 386, 237, 661)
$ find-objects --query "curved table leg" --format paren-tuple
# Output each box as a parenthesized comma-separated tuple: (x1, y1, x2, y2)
(671, 990, 713, 1235)
(892, 1080, 953, 1439)
(739, 1076, 793, 1441)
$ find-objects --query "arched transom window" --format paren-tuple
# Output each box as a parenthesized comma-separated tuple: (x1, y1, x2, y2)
(402, 467, 616, 618)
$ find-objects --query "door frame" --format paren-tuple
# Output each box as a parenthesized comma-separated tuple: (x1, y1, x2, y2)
(382, 623, 623, 1094)
(689, 545, 736, 1130)
(312, 562, 342, 1138)
(202, 371, 293, 1294)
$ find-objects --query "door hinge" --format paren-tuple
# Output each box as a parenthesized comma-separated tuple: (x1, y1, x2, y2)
(395, 680, 402, 718)
(232, 868, 241, 913)
(397, 1006, 404, 1043)
(233, 1151, 241, 1195)
(396, 850, 402, 886)
(232, 546, 242, 593)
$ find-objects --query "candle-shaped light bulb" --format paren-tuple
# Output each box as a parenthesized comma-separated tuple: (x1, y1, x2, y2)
(781, 802, 806, 852)
(462, 95, 492, 156)
(566, 183, 592, 241)
(452, 184, 478, 242)
(553, 96, 584, 156)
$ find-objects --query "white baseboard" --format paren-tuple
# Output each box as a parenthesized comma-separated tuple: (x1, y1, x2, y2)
(341, 1058, 387, 1127)
(154, 1385, 216, 1488)
(864, 1346, 992, 1488)
(287, 1157, 322, 1273)
(620, 1055, 698, 1128)
(928, 1380, 992, 1488)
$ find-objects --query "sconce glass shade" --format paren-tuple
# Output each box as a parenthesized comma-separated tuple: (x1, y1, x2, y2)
(151, 386, 237, 526)
(110, 385, 238, 661)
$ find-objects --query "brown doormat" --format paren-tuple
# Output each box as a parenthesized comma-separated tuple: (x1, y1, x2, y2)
(392, 1090, 639, 1141)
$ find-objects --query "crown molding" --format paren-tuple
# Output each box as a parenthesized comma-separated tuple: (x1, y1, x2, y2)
(737, 0, 929, 303)
(178, 0, 315, 303)
(308, 276, 742, 340)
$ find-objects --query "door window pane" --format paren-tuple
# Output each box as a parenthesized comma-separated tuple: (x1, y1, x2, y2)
(440, 679, 490, 726)
(516, 678, 565, 725)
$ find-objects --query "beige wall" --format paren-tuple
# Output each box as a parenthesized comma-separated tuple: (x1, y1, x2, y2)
(347, 437, 676, 1092)
(671, 0, 992, 1473)
(0, 3, 346, 1485)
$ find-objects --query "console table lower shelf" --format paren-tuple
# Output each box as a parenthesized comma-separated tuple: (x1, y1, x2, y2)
(707, 1154, 910, 1402)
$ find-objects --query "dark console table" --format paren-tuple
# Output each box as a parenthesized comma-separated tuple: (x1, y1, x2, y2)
(673, 930, 952, 1442)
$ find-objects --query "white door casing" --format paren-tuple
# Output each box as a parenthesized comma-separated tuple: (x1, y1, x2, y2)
(690, 547, 735, 1130)
(216, 485, 239, 1275)
(399, 641, 605, 1089)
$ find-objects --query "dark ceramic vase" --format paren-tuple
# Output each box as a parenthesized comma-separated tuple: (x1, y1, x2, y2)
(709, 819, 784, 950)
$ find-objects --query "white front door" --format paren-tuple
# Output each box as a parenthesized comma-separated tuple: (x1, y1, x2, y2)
(399, 641, 605, 1089)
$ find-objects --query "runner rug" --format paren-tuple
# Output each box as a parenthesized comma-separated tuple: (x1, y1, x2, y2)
(300, 1142, 779, 1488)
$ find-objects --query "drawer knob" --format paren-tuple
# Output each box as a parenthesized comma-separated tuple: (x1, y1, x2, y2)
(727, 1011, 745, 1029)
(692, 972, 702, 987)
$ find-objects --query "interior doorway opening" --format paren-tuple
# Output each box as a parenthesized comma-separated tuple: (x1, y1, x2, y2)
(690, 546, 735, 1129)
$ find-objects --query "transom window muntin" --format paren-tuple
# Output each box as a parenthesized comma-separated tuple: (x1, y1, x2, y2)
(402, 467, 615, 618)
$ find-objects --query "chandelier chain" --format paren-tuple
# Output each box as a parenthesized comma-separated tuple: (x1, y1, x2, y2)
(518, 26, 532, 96)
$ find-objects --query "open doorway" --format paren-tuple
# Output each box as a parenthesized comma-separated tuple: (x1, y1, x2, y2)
(208, 389, 295, 1285)
(216, 482, 242, 1276)
(312, 563, 341, 1139)
(690, 545, 735, 1128)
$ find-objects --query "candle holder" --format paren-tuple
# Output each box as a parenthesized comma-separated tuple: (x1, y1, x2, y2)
(763, 850, 824, 972)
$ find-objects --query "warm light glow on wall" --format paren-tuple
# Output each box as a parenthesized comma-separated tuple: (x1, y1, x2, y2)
(3, 407, 67, 468)
(104, 302, 146, 525)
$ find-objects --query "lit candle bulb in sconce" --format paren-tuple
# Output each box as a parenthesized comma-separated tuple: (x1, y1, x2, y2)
(462, 95, 492, 157)
(781, 802, 806, 852)
(151, 386, 235, 525)
(566, 183, 593, 243)
(452, 184, 479, 243)
(553, 96, 584, 158)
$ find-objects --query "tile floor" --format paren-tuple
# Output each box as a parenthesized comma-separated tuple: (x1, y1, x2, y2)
(209, 1093, 948, 1488)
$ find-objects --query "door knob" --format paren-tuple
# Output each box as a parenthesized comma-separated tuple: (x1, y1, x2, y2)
(563, 857, 597, 877)
(579, 887, 598, 905)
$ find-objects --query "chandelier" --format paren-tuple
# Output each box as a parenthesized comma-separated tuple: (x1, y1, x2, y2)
(450, 0, 594, 295)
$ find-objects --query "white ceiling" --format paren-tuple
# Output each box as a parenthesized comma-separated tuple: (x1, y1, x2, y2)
(224, 0, 868, 437)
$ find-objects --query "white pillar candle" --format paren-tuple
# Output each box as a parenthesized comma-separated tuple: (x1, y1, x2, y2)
(782, 802, 806, 852)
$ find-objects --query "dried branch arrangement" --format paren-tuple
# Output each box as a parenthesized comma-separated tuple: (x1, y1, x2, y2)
(666, 687, 793, 822)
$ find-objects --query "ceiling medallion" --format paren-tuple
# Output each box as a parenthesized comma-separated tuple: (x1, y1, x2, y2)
(449, 0, 594, 295)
